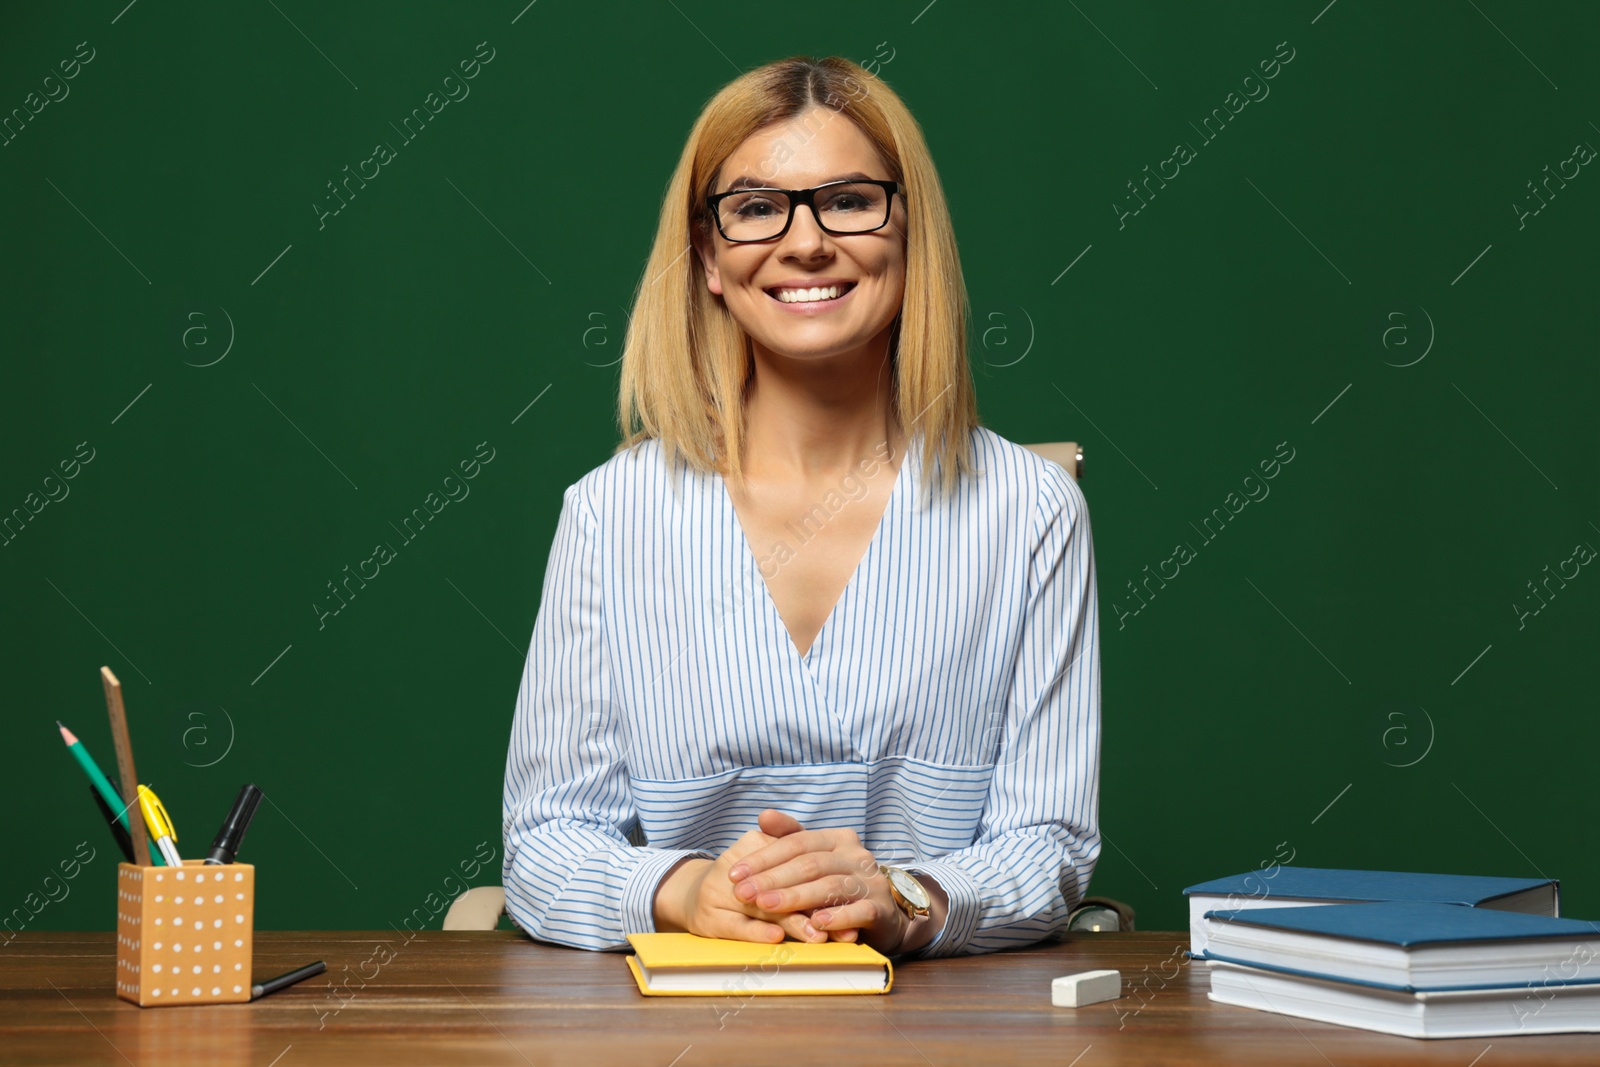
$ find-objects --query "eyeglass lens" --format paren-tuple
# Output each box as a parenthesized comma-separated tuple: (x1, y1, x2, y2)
(717, 182, 889, 241)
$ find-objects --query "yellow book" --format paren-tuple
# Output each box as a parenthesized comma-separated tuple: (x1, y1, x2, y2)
(624, 933, 893, 996)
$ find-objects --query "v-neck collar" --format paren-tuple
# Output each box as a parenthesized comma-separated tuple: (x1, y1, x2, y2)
(716, 434, 918, 669)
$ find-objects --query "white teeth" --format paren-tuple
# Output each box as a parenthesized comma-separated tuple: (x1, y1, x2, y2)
(774, 285, 846, 303)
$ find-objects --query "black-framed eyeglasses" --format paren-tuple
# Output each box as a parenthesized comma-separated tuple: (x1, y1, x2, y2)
(705, 179, 902, 243)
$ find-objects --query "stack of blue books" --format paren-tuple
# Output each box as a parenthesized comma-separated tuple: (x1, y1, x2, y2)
(1183, 867, 1559, 958)
(1182, 868, 1599, 1038)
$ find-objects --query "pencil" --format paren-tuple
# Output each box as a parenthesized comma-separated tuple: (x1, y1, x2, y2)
(57, 721, 128, 826)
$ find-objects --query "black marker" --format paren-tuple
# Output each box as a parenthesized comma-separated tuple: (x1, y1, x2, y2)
(251, 960, 326, 1000)
(204, 783, 263, 865)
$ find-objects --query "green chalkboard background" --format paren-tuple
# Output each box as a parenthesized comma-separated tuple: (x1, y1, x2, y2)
(2, 1, 1595, 941)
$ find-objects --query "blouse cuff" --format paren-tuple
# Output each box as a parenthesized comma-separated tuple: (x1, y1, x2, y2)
(620, 847, 717, 937)
(902, 859, 984, 958)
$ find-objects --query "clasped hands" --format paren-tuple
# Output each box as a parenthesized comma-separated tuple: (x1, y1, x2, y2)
(653, 809, 912, 953)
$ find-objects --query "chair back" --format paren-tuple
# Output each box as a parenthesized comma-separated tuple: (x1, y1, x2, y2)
(442, 886, 506, 931)
(1023, 441, 1082, 481)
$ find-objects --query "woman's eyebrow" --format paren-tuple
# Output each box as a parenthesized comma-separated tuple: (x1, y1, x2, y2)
(722, 171, 875, 192)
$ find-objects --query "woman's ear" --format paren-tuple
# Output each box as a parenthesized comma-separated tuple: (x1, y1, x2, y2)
(691, 228, 722, 297)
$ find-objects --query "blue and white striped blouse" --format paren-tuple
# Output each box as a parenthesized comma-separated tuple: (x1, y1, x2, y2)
(501, 424, 1101, 956)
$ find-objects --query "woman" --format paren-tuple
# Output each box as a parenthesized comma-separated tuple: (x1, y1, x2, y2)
(502, 55, 1100, 959)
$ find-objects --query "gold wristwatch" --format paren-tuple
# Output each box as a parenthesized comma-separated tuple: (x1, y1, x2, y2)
(879, 864, 931, 920)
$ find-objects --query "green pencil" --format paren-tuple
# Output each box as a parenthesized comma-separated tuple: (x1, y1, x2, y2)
(58, 720, 163, 865)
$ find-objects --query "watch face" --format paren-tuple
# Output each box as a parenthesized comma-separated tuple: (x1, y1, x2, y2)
(889, 867, 931, 909)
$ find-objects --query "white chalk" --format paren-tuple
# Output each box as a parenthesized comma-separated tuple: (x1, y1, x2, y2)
(1051, 969, 1121, 1008)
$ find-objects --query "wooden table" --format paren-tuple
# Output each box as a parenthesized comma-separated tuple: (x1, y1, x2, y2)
(3, 930, 1596, 1065)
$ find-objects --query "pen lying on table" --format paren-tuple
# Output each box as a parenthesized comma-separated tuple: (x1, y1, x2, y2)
(252, 961, 327, 1000)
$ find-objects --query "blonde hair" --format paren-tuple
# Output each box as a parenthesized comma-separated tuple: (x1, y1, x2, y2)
(614, 54, 979, 500)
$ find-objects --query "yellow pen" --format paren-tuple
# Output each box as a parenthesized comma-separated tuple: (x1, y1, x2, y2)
(137, 785, 184, 867)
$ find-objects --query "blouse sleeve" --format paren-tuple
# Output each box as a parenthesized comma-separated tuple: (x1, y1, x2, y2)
(903, 460, 1102, 957)
(501, 478, 714, 951)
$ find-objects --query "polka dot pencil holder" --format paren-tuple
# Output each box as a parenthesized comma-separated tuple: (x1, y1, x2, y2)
(116, 860, 255, 1006)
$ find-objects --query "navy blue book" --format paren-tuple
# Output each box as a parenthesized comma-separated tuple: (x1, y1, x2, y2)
(1183, 866, 1559, 956)
(1201, 900, 1600, 992)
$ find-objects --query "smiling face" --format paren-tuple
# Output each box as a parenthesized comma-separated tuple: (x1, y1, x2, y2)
(695, 107, 908, 365)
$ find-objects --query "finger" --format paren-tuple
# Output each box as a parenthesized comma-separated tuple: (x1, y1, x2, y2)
(773, 910, 828, 944)
(727, 830, 841, 882)
(828, 927, 860, 943)
(712, 912, 787, 945)
(737, 851, 869, 900)
(729, 829, 779, 856)
(747, 872, 867, 914)
(721, 833, 782, 868)
(758, 808, 806, 838)
(810, 897, 890, 933)
(742, 899, 827, 943)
